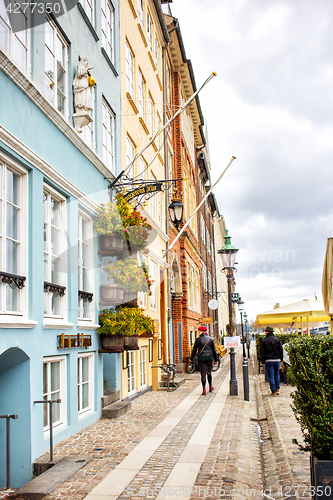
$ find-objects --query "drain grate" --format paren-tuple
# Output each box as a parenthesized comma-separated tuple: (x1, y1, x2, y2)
(5, 494, 46, 500)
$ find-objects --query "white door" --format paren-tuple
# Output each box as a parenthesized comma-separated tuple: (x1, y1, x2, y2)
(127, 351, 136, 396)
(140, 347, 147, 388)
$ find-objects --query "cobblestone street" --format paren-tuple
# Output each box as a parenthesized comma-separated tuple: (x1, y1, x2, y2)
(1, 345, 310, 500)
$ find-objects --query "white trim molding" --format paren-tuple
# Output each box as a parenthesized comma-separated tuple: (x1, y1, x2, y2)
(0, 315, 38, 328)
(0, 49, 115, 182)
(0, 126, 98, 213)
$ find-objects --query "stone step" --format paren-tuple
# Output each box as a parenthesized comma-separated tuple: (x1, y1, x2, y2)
(101, 400, 132, 419)
(159, 376, 186, 388)
(101, 390, 120, 408)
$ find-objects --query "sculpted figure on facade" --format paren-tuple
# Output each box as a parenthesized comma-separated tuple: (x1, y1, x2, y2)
(72, 57, 94, 132)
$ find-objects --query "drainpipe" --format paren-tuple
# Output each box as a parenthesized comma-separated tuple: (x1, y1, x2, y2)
(163, 37, 171, 363)
(163, 19, 179, 364)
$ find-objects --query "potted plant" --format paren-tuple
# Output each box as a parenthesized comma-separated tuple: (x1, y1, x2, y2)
(287, 336, 333, 499)
(94, 194, 151, 255)
(99, 307, 153, 351)
(104, 258, 152, 294)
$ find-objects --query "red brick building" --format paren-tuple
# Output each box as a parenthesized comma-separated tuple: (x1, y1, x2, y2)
(164, 15, 219, 367)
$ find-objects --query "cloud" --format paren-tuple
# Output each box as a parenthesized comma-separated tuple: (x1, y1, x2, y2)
(170, 0, 333, 321)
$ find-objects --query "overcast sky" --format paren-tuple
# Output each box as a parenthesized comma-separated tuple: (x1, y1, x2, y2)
(166, 0, 333, 322)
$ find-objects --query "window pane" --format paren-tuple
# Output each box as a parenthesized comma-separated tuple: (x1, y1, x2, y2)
(50, 361, 60, 392)
(82, 357, 89, 382)
(0, 17, 10, 52)
(43, 395, 49, 427)
(51, 255, 58, 283)
(45, 21, 54, 52)
(51, 198, 60, 226)
(43, 363, 48, 395)
(51, 226, 58, 255)
(52, 396, 60, 422)
(14, 35, 26, 72)
(6, 204, 19, 240)
(6, 169, 19, 205)
(6, 284, 18, 312)
(82, 383, 88, 409)
(6, 239, 17, 274)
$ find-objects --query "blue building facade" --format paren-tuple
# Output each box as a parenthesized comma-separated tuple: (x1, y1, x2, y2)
(0, 0, 120, 487)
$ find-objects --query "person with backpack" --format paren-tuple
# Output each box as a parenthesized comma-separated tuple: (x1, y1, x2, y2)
(191, 326, 218, 395)
(260, 326, 283, 396)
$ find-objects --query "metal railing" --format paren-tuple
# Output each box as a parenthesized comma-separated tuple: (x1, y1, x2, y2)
(0, 414, 18, 489)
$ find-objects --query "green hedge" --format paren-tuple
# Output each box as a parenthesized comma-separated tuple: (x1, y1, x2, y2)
(255, 333, 299, 362)
(287, 336, 333, 460)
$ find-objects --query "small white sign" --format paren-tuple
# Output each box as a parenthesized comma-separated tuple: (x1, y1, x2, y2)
(208, 299, 219, 310)
(224, 336, 241, 349)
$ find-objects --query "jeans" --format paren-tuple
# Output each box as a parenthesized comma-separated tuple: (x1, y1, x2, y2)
(265, 361, 281, 393)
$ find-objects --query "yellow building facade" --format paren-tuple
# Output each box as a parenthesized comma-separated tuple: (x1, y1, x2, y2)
(118, 0, 170, 398)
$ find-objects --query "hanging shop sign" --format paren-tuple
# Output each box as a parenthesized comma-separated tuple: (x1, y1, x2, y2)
(123, 183, 162, 203)
(201, 317, 213, 324)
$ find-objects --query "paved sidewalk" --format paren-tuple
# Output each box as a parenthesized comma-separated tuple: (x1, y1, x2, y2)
(1, 344, 311, 500)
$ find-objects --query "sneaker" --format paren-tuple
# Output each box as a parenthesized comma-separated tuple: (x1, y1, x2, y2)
(271, 392, 276, 396)
(209, 386, 214, 392)
(202, 387, 206, 395)
(276, 389, 280, 395)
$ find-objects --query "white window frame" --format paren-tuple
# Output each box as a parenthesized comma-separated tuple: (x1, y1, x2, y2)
(155, 35, 160, 74)
(81, 0, 95, 26)
(137, 0, 144, 29)
(78, 352, 94, 417)
(147, 93, 154, 136)
(44, 18, 68, 118)
(146, 9, 153, 53)
(0, 0, 29, 74)
(43, 185, 67, 319)
(78, 211, 94, 321)
(140, 347, 147, 388)
(102, 99, 116, 174)
(138, 156, 147, 182)
(43, 355, 67, 432)
(0, 157, 28, 317)
(139, 252, 147, 309)
(127, 350, 136, 396)
(101, 0, 115, 64)
(126, 135, 135, 181)
(150, 261, 157, 311)
(150, 172, 156, 221)
(138, 69, 146, 119)
(126, 41, 135, 98)
(81, 86, 95, 151)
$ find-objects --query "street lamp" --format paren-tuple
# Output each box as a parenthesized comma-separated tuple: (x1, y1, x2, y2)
(244, 313, 250, 358)
(218, 229, 239, 396)
(168, 189, 183, 230)
(237, 297, 246, 358)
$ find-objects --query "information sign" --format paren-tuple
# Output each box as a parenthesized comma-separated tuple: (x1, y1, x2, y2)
(223, 336, 241, 349)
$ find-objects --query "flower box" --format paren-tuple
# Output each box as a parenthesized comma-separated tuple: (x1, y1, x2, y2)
(310, 453, 333, 500)
(100, 335, 124, 352)
(99, 234, 124, 255)
(124, 335, 139, 350)
(100, 284, 124, 303)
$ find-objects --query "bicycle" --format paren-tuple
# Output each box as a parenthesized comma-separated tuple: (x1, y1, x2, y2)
(185, 355, 221, 374)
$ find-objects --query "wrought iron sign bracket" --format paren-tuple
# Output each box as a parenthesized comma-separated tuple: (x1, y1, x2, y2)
(0, 271, 26, 289)
(44, 282, 66, 297)
(108, 174, 184, 209)
(203, 291, 226, 299)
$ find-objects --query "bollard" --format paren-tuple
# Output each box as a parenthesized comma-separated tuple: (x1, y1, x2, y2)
(243, 358, 249, 401)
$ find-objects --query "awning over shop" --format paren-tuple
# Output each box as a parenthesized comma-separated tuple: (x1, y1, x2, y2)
(255, 299, 330, 326)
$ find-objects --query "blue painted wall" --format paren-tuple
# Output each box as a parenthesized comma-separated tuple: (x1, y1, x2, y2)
(0, 0, 121, 487)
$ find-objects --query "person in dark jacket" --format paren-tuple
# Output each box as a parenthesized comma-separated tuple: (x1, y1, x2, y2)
(191, 326, 218, 395)
(260, 326, 283, 396)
